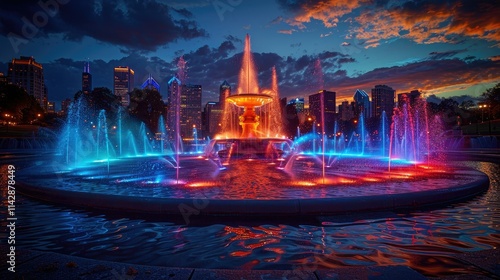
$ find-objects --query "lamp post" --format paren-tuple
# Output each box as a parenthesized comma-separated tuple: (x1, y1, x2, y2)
(480, 105, 486, 122)
(479, 104, 488, 135)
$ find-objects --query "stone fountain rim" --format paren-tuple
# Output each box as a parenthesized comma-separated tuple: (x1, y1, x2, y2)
(16, 170, 489, 216)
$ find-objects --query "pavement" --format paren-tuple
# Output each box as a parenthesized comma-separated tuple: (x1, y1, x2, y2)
(0, 245, 498, 280)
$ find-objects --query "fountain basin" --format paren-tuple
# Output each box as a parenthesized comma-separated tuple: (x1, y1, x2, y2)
(226, 93, 273, 107)
(16, 155, 489, 216)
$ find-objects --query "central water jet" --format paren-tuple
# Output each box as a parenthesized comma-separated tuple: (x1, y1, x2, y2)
(225, 33, 275, 138)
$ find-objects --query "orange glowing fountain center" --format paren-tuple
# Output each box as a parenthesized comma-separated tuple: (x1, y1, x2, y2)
(226, 93, 273, 138)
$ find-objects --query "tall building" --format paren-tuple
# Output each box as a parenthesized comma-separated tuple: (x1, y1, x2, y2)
(82, 61, 92, 94)
(203, 101, 223, 138)
(371, 85, 395, 118)
(141, 74, 160, 92)
(338, 100, 354, 121)
(113, 66, 134, 106)
(181, 84, 202, 139)
(47, 101, 56, 113)
(61, 98, 72, 115)
(309, 90, 336, 131)
(0, 72, 7, 85)
(200, 80, 232, 138)
(398, 90, 422, 107)
(167, 76, 181, 140)
(353, 89, 370, 118)
(287, 98, 305, 113)
(166, 77, 202, 139)
(8, 56, 46, 109)
(219, 80, 231, 104)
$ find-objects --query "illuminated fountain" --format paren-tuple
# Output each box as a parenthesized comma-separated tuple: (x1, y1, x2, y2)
(7, 34, 494, 279)
(15, 34, 489, 217)
(226, 93, 272, 138)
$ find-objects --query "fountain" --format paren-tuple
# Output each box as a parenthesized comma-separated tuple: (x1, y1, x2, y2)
(226, 93, 273, 138)
(13, 34, 489, 217)
(4, 34, 496, 280)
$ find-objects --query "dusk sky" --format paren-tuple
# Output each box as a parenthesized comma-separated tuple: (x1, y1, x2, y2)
(1, 0, 499, 108)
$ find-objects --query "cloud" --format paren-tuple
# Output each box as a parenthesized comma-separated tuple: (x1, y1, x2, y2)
(277, 0, 500, 48)
(0, 0, 208, 51)
(173, 8, 194, 18)
(353, 0, 500, 48)
(5, 35, 496, 110)
(490, 55, 500, 62)
(320, 32, 333, 38)
(329, 58, 500, 100)
(277, 0, 370, 28)
(428, 49, 467, 60)
(269, 16, 284, 25)
(225, 35, 242, 44)
(278, 29, 295, 35)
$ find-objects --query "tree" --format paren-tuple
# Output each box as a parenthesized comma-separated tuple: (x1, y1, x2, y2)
(129, 89, 165, 132)
(0, 83, 43, 123)
(481, 83, 500, 120)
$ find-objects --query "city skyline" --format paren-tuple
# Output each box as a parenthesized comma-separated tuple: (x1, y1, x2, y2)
(0, 0, 499, 107)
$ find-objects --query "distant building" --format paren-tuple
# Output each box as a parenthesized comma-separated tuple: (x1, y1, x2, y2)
(61, 98, 72, 115)
(309, 90, 336, 131)
(397, 90, 422, 107)
(82, 61, 92, 94)
(167, 76, 181, 140)
(113, 66, 134, 106)
(8, 56, 46, 109)
(353, 89, 371, 118)
(166, 77, 202, 139)
(181, 84, 202, 139)
(287, 98, 305, 113)
(219, 80, 231, 104)
(203, 101, 223, 138)
(338, 100, 355, 121)
(47, 101, 56, 113)
(141, 74, 160, 92)
(0, 72, 7, 85)
(371, 85, 395, 118)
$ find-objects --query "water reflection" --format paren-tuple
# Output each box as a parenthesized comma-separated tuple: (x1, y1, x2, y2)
(0, 162, 498, 278)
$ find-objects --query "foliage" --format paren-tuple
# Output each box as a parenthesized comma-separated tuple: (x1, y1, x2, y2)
(481, 83, 500, 119)
(129, 88, 165, 132)
(0, 83, 43, 123)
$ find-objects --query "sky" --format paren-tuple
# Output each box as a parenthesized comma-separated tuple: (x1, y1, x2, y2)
(0, 0, 499, 109)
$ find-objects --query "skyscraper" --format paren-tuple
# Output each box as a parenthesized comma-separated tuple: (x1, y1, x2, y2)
(167, 77, 202, 139)
(338, 100, 354, 121)
(353, 89, 370, 118)
(309, 90, 336, 131)
(167, 76, 181, 140)
(113, 66, 134, 106)
(371, 85, 395, 118)
(8, 56, 46, 109)
(0, 72, 7, 85)
(397, 90, 422, 107)
(181, 84, 202, 139)
(203, 101, 222, 138)
(219, 80, 231, 104)
(61, 98, 72, 115)
(141, 74, 160, 92)
(82, 61, 92, 94)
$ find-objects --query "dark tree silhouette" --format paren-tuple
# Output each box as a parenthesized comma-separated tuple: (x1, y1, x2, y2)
(129, 88, 165, 132)
(0, 83, 43, 123)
